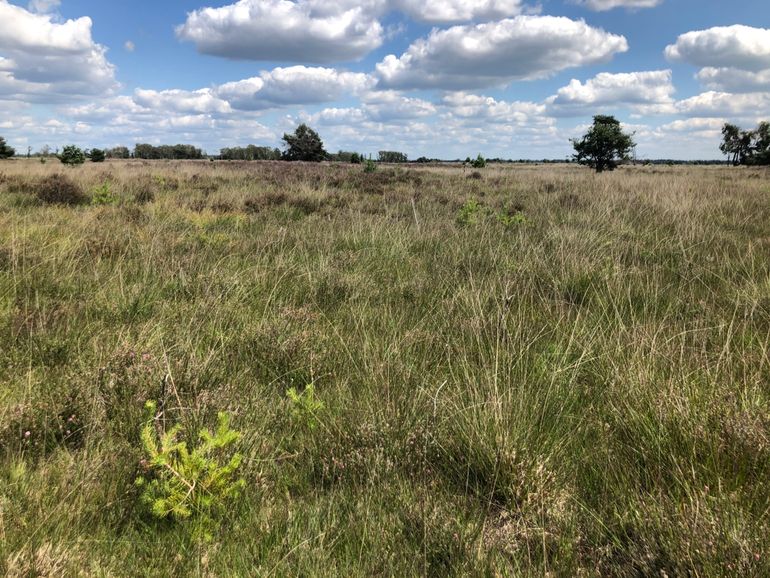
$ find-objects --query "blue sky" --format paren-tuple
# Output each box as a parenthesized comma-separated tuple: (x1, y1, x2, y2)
(1, 0, 769, 159)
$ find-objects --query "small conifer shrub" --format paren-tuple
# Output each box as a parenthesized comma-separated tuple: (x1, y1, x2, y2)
(136, 401, 245, 538)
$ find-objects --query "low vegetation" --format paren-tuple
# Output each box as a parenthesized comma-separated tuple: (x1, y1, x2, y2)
(1, 159, 770, 575)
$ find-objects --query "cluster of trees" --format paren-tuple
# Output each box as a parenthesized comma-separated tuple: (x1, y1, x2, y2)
(219, 145, 281, 161)
(720, 122, 770, 166)
(329, 151, 364, 163)
(133, 143, 204, 160)
(378, 151, 408, 163)
(106, 146, 131, 159)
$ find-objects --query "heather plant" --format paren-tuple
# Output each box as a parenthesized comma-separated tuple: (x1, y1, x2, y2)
(36, 173, 88, 205)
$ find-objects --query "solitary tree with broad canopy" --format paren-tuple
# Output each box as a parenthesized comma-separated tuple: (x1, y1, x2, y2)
(282, 124, 327, 162)
(571, 115, 635, 172)
(0, 136, 15, 159)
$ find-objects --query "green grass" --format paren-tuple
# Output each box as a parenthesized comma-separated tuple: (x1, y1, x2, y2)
(1, 159, 770, 576)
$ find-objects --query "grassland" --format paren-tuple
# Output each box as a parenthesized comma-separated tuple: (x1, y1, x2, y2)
(1, 159, 770, 576)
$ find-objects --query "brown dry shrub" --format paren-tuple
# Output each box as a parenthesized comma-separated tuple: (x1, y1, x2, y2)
(243, 191, 287, 213)
(36, 174, 88, 205)
(133, 184, 155, 204)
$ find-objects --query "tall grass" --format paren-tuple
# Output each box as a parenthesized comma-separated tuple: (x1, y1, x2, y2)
(1, 159, 769, 576)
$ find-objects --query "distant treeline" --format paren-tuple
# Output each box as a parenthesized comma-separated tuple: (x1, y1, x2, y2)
(220, 145, 282, 161)
(92, 144, 733, 165)
(134, 144, 204, 160)
(104, 144, 205, 159)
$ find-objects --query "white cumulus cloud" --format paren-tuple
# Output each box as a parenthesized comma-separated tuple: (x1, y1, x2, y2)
(441, 92, 546, 122)
(0, 1, 117, 101)
(573, 0, 662, 10)
(375, 16, 628, 90)
(546, 70, 675, 115)
(675, 90, 770, 119)
(361, 90, 436, 121)
(665, 25, 770, 71)
(394, 0, 529, 23)
(176, 0, 384, 63)
(695, 67, 770, 93)
(217, 66, 374, 110)
(133, 88, 232, 115)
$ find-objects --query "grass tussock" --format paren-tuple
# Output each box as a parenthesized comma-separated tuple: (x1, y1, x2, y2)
(1, 158, 770, 576)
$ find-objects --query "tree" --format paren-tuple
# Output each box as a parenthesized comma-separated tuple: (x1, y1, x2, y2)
(105, 146, 130, 159)
(571, 115, 635, 172)
(470, 154, 486, 168)
(59, 145, 85, 166)
(378, 151, 408, 163)
(0, 136, 15, 159)
(89, 148, 106, 162)
(720, 121, 770, 166)
(282, 124, 327, 162)
(754, 121, 770, 165)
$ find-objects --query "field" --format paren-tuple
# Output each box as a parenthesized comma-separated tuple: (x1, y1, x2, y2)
(1, 159, 770, 576)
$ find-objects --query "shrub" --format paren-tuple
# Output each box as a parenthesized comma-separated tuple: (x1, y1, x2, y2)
(91, 182, 117, 205)
(364, 159, 377, 173)
(0, 136, 15, 159)
(133, 185, 155, 205)
(136, 401, 245, 539)
(59, 145, 86, 167)
(456, 198, 484, 226)
(497, 210, 527, 227)
(286, 384, 325, 431)
(470, 154, 486, 168)
(89, 148, 106, 163)
(37, 174, 88, 205)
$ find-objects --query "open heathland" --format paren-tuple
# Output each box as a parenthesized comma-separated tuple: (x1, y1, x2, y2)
(1, 159, 770, 576)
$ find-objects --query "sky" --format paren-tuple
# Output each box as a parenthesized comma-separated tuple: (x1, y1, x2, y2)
(0, 0, 769, 160)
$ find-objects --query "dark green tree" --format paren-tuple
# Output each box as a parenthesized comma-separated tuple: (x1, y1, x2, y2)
(754, 121, 770, 165)
(0, 136, 15, 159)
(470, 154, 486, 168)
(89, 148, 106, 162)
(719, 122, 770, 166)
(59, 145, 86, 166)
(571, 115, 635, 172)
(720, 123, 742, 166)
(282, 124, 327, 162)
